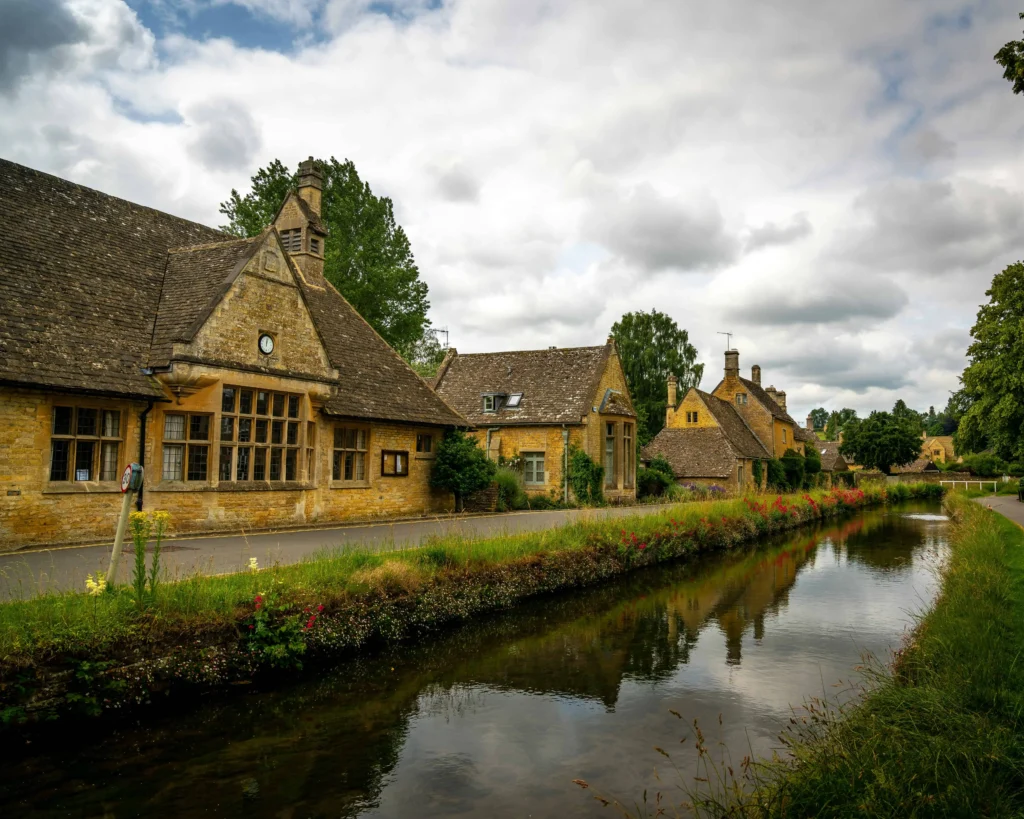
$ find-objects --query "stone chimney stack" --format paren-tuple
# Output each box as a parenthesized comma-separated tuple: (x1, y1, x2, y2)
(666, 375, 678, 426)
(776, 390, 787, 411)
(297, 157, 323, 217)
(806, 414, 814, 431)
(765, 385, 778, 402)
(724, 349, 740, 379)
(751, 364, 761, 385)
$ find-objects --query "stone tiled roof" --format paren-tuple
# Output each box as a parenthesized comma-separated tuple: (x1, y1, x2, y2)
(433, 344, 615, 426)
(0, 158, 225, 398)
(714, 376, 800, 426)
(812, 441, 848, 472)
(699, 391, 771, 460)
(642, 390, 769, 478)
(794, 425, 818, 444)
(892, 458, 939, 474)
(0, 159, 467, 428)
(149, 237, 262, 367)
(599, 389, 637, 417)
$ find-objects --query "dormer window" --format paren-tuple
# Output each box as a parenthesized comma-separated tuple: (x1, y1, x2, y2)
(309, 237, 321, 255)
(483, 395, 497, 413)
(280, 229, 302, 253)
(506, 393, 523, 408)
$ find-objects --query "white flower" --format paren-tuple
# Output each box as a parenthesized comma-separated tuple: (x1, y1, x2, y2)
(249, 557, 260, 573)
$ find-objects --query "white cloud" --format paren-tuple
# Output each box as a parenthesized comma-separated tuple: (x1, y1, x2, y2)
(3, 0, 1022, 418)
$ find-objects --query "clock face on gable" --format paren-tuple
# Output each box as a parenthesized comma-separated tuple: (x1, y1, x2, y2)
(258, 333, 275, 355)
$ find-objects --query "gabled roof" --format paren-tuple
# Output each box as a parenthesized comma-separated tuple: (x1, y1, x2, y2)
(642, 389, 769, 478)
(274, 190, 327, 236)
(812, 441, 848, 472)
(892, 458, 939, 473)
(0, 158, 466, 427)
(433, 344, 620, 425)
(794, 425, 818, 444)
(716, 376, 799, 425)
(0, 158, 225, 399)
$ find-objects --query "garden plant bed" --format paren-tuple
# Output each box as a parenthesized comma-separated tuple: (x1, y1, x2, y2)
(0, 484, 942, 731)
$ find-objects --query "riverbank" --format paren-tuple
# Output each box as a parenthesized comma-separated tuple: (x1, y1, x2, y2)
(0, 484, 941, 728)
(686, 492, 1024, 817)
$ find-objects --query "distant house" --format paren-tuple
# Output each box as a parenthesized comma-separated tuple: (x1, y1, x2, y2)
(893, 458, 940, 474)
(432, 339, 637, 502)
(921, 435, 956, 464)
(641, 384, 770, 491)
(815, 441, 850, 474)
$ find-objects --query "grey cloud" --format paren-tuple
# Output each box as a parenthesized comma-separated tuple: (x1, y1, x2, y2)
(744, 212, 813, 253)
(185, 100, 262, 171)
(911, 327, 970, 371)
(905, 127, 956, 162)
(839, 177, 1024, 274)
(0, 0, 87, 92)
(435, 164, 480, 203)
(585, 184, 738, 273)
(726, 274, 907, 326)
(767, 343, 912, 393)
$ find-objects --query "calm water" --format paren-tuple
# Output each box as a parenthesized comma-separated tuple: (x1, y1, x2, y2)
(0, 503, 948, 818)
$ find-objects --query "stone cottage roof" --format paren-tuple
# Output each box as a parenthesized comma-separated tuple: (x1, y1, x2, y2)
(794, 425, 818, 444)
(0, 159, 465, 427)
(642, 390, 769, 479)
(892, 458, 939, 474)
(812, 441, 848, 472)
(432, 343, 626, 426)
(738, 377, 800, 425)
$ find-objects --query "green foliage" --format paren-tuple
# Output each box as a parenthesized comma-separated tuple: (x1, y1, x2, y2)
(568, 447, 604, 505)
(839, 411, 921, 474)
(751, 459, 764, 489)
(128, 512, 167, 609)
(494, 466, 529, 511)
(808, 408, 829, 430)
(637, 456, 675, 499)
(803, 444, 821, 478)
(823, 408, 858, 441)
(995, 12, 1024, 96)
(958, 262, 1024, 462)
(766, 458, 787, 491)
(430, 430, 496, 511)
(243, 582, 308, 670)
(219, 157, 430, 356)
(780, 449, 806, 491)
(958, 453, 1008, 477)
(611, 310, 704, 442)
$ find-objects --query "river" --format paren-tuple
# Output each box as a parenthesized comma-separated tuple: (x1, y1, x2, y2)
(0, 502, 948, 818)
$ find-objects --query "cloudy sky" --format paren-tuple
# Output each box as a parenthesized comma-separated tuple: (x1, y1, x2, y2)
(2, 0, 1023, 422)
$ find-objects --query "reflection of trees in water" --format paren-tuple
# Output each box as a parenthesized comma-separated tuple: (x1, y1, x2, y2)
(0, 507, 940, 818)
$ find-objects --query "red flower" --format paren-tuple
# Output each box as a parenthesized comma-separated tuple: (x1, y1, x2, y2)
(638, 543, 647, 551)
(317, 604, 324, 612)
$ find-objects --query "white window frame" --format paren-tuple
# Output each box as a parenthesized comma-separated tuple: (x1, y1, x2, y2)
(523, 451, 545, 485)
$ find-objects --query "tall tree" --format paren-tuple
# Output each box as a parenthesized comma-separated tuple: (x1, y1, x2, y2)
(957, 262, 1024, 460)
(824, 408, 858, 441)
(995, 13, 1024, 95)
(891, 399, 924, 433)
(839, 411, 921, 474)
(611, 310, 703, 444)
(809, 407, 829, 431)
(220, 157, 430, 357)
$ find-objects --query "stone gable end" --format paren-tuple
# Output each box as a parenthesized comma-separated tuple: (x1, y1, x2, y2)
(173, 235, 334, 380)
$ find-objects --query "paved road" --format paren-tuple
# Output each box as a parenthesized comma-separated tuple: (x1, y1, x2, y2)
(974, 494, 1024, 529)
(0, 505, 678, 600)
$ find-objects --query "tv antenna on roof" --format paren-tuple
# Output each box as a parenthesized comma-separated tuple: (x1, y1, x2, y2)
(429, 326, 450, 349)
(717, 331, 734, 350)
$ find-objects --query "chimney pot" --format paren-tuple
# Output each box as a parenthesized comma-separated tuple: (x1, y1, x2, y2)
(751, 364, 761, 385)
(724, 349, 740, 378)
(666, 375, 678, 424)
(806, 414, 814, 431)
(776, 390, 787, 411)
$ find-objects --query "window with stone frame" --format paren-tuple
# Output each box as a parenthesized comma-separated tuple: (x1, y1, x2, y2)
(604, 422, 617, 488)
(416, 433, 433, 454)
(782, 428, 788, 444)
(623, 422, 635, 489)
(49, 406, 123, 482)
(735, 393, 748, 405)
(381, 450, 409, 477)
(523, 451, 545, 485)
(219, 386, 304, 482)
(333, 425, 369, 483)
(162, 412, 211, 481)
(686, 411, 699, 424)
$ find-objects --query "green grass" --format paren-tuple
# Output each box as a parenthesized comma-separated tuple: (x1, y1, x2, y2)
(669, 491, 1024, 818)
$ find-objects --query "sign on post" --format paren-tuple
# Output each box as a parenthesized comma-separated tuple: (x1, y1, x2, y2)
(108, 463, 144, 584)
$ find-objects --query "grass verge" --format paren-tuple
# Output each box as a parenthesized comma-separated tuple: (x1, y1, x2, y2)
(0, 484, 940, 727)
(661, 491, 1024, 818)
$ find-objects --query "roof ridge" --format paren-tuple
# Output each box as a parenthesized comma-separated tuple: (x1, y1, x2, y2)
(454, 345, 608, 358)
(167, 236, 259, 253)
(0, 158, 227, 239)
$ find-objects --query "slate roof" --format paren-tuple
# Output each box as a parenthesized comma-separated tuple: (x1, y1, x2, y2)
(0, 159, 466, 427)
(641, 389, 769, 479)
(812, 441, 848, 472)
(0, 159, 224, 398)
(794, 425, 818, 444)
(432, 344, 619, 426)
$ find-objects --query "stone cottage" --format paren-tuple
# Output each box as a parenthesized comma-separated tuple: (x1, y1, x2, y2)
(0, 158, 466, 550)
(431, 340, 637, 502)
(642, 350, 806, 491)
(921, 434, 957, 464)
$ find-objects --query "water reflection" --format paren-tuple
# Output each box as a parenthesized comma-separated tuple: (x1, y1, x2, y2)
(0, 504, 947, 819)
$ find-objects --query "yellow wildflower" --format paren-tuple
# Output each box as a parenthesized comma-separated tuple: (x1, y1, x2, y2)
(249, 557, 260, 573)
(85, 572, 107, 595)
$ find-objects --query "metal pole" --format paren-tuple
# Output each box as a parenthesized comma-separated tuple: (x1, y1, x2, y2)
(107, 489, 135, 584)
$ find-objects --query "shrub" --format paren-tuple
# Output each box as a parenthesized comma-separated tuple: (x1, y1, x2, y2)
(781, 448, 806, 491)
(568, 447, 604, 505)
(1009, 462, 1024, 478)
(494, 466, 528, 511)
(752, 459, 764, 490)
(637, 467, 673, 498)
(430, 430, 497, 511)
(958, 453, 1008, 477)
(527, 494, 560, 510)
(804, 445, 822, 480)
(766, 458, 788, 491)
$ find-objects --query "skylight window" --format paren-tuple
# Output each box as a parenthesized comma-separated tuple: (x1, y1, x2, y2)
(506, 393, 523, 408)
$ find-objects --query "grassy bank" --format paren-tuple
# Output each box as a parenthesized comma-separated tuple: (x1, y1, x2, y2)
(675, 492, 1024, 818)
(0, 484, 940, 726)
